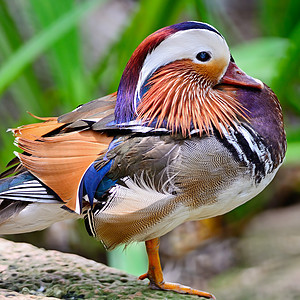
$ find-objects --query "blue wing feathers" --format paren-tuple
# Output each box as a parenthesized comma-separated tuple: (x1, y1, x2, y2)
(78, 138, 122, 208)
(81, 160, 115, 207)
(0, 171, 61, 203)
(0, 172, 36, 193)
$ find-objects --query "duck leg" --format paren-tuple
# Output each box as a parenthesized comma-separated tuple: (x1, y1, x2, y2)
(139, 238, 216, 299)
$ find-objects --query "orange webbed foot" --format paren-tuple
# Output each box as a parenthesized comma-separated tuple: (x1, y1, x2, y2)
(139, 273, 215, 298)
(140, 238, 216, 299)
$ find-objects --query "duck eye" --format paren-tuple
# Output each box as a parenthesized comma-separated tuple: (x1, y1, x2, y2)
(196, 51, 211, 62)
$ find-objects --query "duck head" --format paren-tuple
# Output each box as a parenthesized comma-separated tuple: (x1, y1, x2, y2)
(115, 21, 263, 136)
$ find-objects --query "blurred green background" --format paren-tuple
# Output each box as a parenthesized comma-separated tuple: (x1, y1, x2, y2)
(0, 0, 300, 298)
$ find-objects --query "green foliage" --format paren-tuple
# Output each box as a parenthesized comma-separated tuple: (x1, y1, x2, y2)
(107, 243, 147, 276)
(0, 0, 105, 165)
(0, 0, 299, 166)
(0, 0, 100, 100)
(231, 38, 289, 84)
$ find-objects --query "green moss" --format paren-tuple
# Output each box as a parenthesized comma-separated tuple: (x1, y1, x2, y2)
(0, 238, 202, 299)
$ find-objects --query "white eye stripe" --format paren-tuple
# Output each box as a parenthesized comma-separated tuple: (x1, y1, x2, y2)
(134, 29, 230, 111)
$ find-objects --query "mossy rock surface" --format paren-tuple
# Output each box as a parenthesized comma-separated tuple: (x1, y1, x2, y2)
(0, 238, 201, 299)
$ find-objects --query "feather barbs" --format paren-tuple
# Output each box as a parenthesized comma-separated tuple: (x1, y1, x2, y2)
(136, 59, 249, 137)
(15, 130, 113, 213)
(10, 118, 63, 141)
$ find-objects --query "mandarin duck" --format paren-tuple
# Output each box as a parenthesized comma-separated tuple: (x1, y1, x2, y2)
(0, 21, 286, 298)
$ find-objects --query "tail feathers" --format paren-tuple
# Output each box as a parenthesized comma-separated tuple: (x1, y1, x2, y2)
(0, 201, 79, 234)
(0, 171, 75, 234)
(0, 200, 29, 225)
(0, 171, 34, 193)
(0, 171, 62, 203)
(0, 163, 24, 180)
(10, 117, 63, 141)
(0, 171, 62, 226)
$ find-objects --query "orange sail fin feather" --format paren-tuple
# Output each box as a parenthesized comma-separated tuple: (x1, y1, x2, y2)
(7, 97, 115, 212)
(11, 118, 63, 141)
(137, 59, 249, 137)
(15, 130, 113, 211)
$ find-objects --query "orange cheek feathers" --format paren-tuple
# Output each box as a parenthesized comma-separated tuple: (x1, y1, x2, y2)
(192, 57, 228, 86)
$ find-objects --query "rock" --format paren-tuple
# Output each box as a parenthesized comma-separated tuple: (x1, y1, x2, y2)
(3, 203, 300, 299)
(0, 238, 201, 299)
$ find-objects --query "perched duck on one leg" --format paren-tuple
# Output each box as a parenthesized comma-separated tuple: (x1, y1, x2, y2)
(0, 21, 286, 298)
(139, 238, 216, 298)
